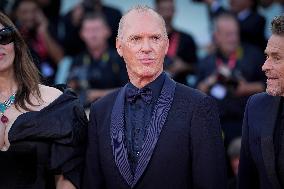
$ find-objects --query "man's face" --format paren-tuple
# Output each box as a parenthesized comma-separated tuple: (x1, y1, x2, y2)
(262, 34, 284, 96)
(80, 18, 110, 49)
(215, 18, 239, 56)
(16, 1, 39, 30)
(116, 11, 169, 80)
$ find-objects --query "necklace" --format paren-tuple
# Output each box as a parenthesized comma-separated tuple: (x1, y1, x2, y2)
(0, 93, 16, 124)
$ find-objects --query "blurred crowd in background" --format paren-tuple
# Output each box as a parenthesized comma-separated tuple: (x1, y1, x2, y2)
(0, 0, 283, 188)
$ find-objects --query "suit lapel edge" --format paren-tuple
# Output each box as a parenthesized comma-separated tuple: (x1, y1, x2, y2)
(132, 76, 177, 187)
(110, 85, 133, 186)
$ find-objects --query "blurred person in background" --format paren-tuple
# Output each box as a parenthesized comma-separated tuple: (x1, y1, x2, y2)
(62, 0, 122, 56)
(0, 12, 87, 189)
(238, 14, 284, 189)
(197, 13, 265, 148)
(0, 0, 8, 13)
(67, 13, 128, 107)
(203, 0, 267, 51)
(258, 0, 283, 40)
(156, 0, 198, 86)
(35, 0, 67, 47)
(227, 137, 242, 189)
(11, 0, 64, 85)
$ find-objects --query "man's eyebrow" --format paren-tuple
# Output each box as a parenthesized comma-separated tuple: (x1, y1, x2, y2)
(127, 34, 141, 38)
(269, 52, 280, 56)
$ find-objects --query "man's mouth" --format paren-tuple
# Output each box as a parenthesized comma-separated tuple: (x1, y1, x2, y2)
(139, 58, 155, 64)
(266, 77, 278, 82)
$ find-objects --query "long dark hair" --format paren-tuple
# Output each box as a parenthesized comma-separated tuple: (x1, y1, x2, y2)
(0, 11, 41, 110)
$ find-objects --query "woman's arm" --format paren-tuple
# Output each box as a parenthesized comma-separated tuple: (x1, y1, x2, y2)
(55, 175, 76, 189)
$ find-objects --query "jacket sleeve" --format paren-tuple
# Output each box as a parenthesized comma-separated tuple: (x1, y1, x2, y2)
(238, 96, 260, 189)
(49, 98, 88, 189)
(190, 96, 227, 189)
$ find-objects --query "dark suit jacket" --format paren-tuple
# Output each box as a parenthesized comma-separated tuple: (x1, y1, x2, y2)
(238, 92, 282, 189)
(84, 76, 227, 189)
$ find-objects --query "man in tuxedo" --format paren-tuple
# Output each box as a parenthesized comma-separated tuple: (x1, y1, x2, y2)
(84, 5, 226, 189)
(238, 15, 284, 189)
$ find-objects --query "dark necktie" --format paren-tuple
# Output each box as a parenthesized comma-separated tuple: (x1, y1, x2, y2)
(126, 87, 152, 104)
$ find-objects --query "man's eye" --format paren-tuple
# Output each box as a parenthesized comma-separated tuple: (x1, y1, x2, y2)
(131, 36, 141, 42)
(275, 56, 281, 61)
(151, 36, 160, 41)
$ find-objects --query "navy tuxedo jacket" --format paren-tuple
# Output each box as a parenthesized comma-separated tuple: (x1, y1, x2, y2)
(84, 76, 227, 189)
(238, 92, 282, 189)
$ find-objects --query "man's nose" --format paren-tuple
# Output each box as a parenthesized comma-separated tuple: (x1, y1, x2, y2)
(262, 58, 272, 72)
(140, 39, 152, 52)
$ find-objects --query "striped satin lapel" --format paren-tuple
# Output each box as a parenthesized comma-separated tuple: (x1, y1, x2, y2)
(110, 77, 176, 188)
(132, 76, 176, 187)
(110, 84, 133, 186)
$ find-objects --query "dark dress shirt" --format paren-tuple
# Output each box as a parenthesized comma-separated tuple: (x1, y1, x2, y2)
(124, 72, 166, 174)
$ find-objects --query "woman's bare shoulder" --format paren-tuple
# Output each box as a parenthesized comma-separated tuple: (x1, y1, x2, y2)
(38, 84, 63, 103)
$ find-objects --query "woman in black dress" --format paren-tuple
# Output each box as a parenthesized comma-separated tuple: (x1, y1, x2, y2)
(0, 12, 87, 189)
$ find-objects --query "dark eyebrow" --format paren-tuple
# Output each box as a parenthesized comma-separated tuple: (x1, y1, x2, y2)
(270, 52, 280, 57)
(128, 34, 141, 38)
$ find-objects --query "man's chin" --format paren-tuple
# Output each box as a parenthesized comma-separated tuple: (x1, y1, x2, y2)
(266, 88, 281, 96)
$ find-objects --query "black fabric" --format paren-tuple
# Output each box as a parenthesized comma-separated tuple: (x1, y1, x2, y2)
(124, 73, 165, 174)
(84, 76, 227, 189)
(0, 89, 88, 189)
(275, 98, 284, 188)
(126, 87, 152, 104)
(238, 93, 282, 189)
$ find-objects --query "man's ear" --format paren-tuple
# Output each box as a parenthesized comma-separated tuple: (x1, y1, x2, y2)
(164, 38, 169, 55)
(116, 38, 123, 57)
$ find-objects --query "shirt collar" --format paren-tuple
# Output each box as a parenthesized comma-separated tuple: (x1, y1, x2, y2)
(127, 72, 166, 103)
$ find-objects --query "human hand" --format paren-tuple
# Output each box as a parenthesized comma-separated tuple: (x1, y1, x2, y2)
(35, 9, 49, 33)
(71, 4, 84, 26)
(234, 79, 250, 97)
(197, 73, 217, 93)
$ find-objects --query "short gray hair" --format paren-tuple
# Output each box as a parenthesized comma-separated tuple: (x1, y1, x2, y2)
(271, 14, 284, 35)
(117, 5, 167, 40)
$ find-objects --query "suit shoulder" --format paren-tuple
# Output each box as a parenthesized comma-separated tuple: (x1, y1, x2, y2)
(249, 92, 272, 104)
(175, 83, 212, 102)
(247, 92, 277, 110)
(90, 88, 120, 111)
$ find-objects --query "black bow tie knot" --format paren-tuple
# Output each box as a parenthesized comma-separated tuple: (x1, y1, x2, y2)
(126, 87, 152, 104)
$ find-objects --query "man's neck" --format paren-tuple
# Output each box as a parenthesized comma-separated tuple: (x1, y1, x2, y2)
(128, 71, 163, 89)
(89, 44, 108, 59)
(218, 47, 238, 59)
